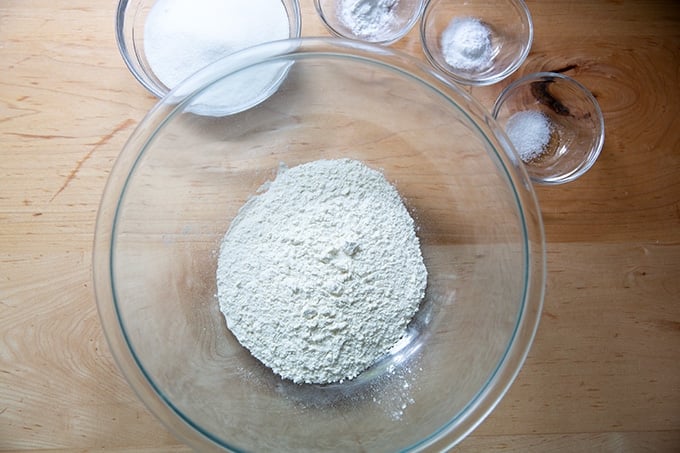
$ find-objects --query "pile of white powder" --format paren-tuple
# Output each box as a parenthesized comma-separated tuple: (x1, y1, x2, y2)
(506, 110, 553, 162)
(440, 17, 494, 72)
(143, 0, 291, 115)
(337, 0, 400, 41)
(216, 159, 427, 384)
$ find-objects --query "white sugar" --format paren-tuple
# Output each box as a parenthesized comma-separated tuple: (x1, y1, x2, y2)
(143, 0, 290, 115)
(144, 0, 289, 91)
(506, 110, 552, 162)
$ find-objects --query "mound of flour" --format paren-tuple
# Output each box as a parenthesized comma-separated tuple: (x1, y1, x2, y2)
(216, 159, 427, 384)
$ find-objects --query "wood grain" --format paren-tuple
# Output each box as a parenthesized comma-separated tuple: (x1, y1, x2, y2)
(1, 0, 679, 452)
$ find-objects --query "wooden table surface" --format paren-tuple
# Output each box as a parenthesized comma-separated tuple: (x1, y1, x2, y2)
(1, 1, 679, 451)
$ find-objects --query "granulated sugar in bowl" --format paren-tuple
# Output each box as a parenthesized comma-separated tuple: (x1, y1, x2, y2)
(94, 38, 545, 452)
(116, 0, 302, 114)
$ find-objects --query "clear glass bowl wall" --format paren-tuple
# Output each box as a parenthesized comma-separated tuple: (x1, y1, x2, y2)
(94, 39, 545, 452)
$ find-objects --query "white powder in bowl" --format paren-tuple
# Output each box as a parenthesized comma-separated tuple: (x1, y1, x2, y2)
(337, 0, 400, 41)
(506, 110, 553, 162)
(440, 17, 494, 72)
(216, 159, 427, 385)
(143, 0, 291, 115)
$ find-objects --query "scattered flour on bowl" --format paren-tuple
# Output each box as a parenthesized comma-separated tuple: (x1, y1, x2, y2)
(271, 360, 423, 420)
(216, 158, 427, 384)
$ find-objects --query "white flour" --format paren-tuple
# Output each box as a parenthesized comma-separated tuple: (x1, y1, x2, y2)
(216, 159, 427, 384)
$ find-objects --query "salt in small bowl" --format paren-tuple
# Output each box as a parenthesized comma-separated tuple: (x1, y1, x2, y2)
(314, 0, 425, 45)
(492, 72, 605, 185)
(420, 0, 533, 86)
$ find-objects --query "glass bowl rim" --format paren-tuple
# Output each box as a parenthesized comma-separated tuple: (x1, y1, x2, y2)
(94, 37, 546, 452)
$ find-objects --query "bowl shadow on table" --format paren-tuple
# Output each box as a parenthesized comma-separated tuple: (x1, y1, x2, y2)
(108, 57, 531, 451)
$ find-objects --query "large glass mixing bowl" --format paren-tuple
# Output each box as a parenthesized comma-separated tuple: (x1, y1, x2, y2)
(94, 38, 545, 452)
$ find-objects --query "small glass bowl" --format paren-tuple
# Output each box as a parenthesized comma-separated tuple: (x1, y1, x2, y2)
(492, 72, 605, 185)
(314, 0, 425, 45)
(420, 0, 533, 86)
(115, 0, 302, 98)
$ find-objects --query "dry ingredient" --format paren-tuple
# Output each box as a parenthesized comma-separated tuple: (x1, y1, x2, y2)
(144, 0, 288, 90)
(506, 110, 553, 162)
(337, 0, 400, 41)
(144, 0, 290, 115)
(441, 17, 493, 72)
(216, 159, 427, 384)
